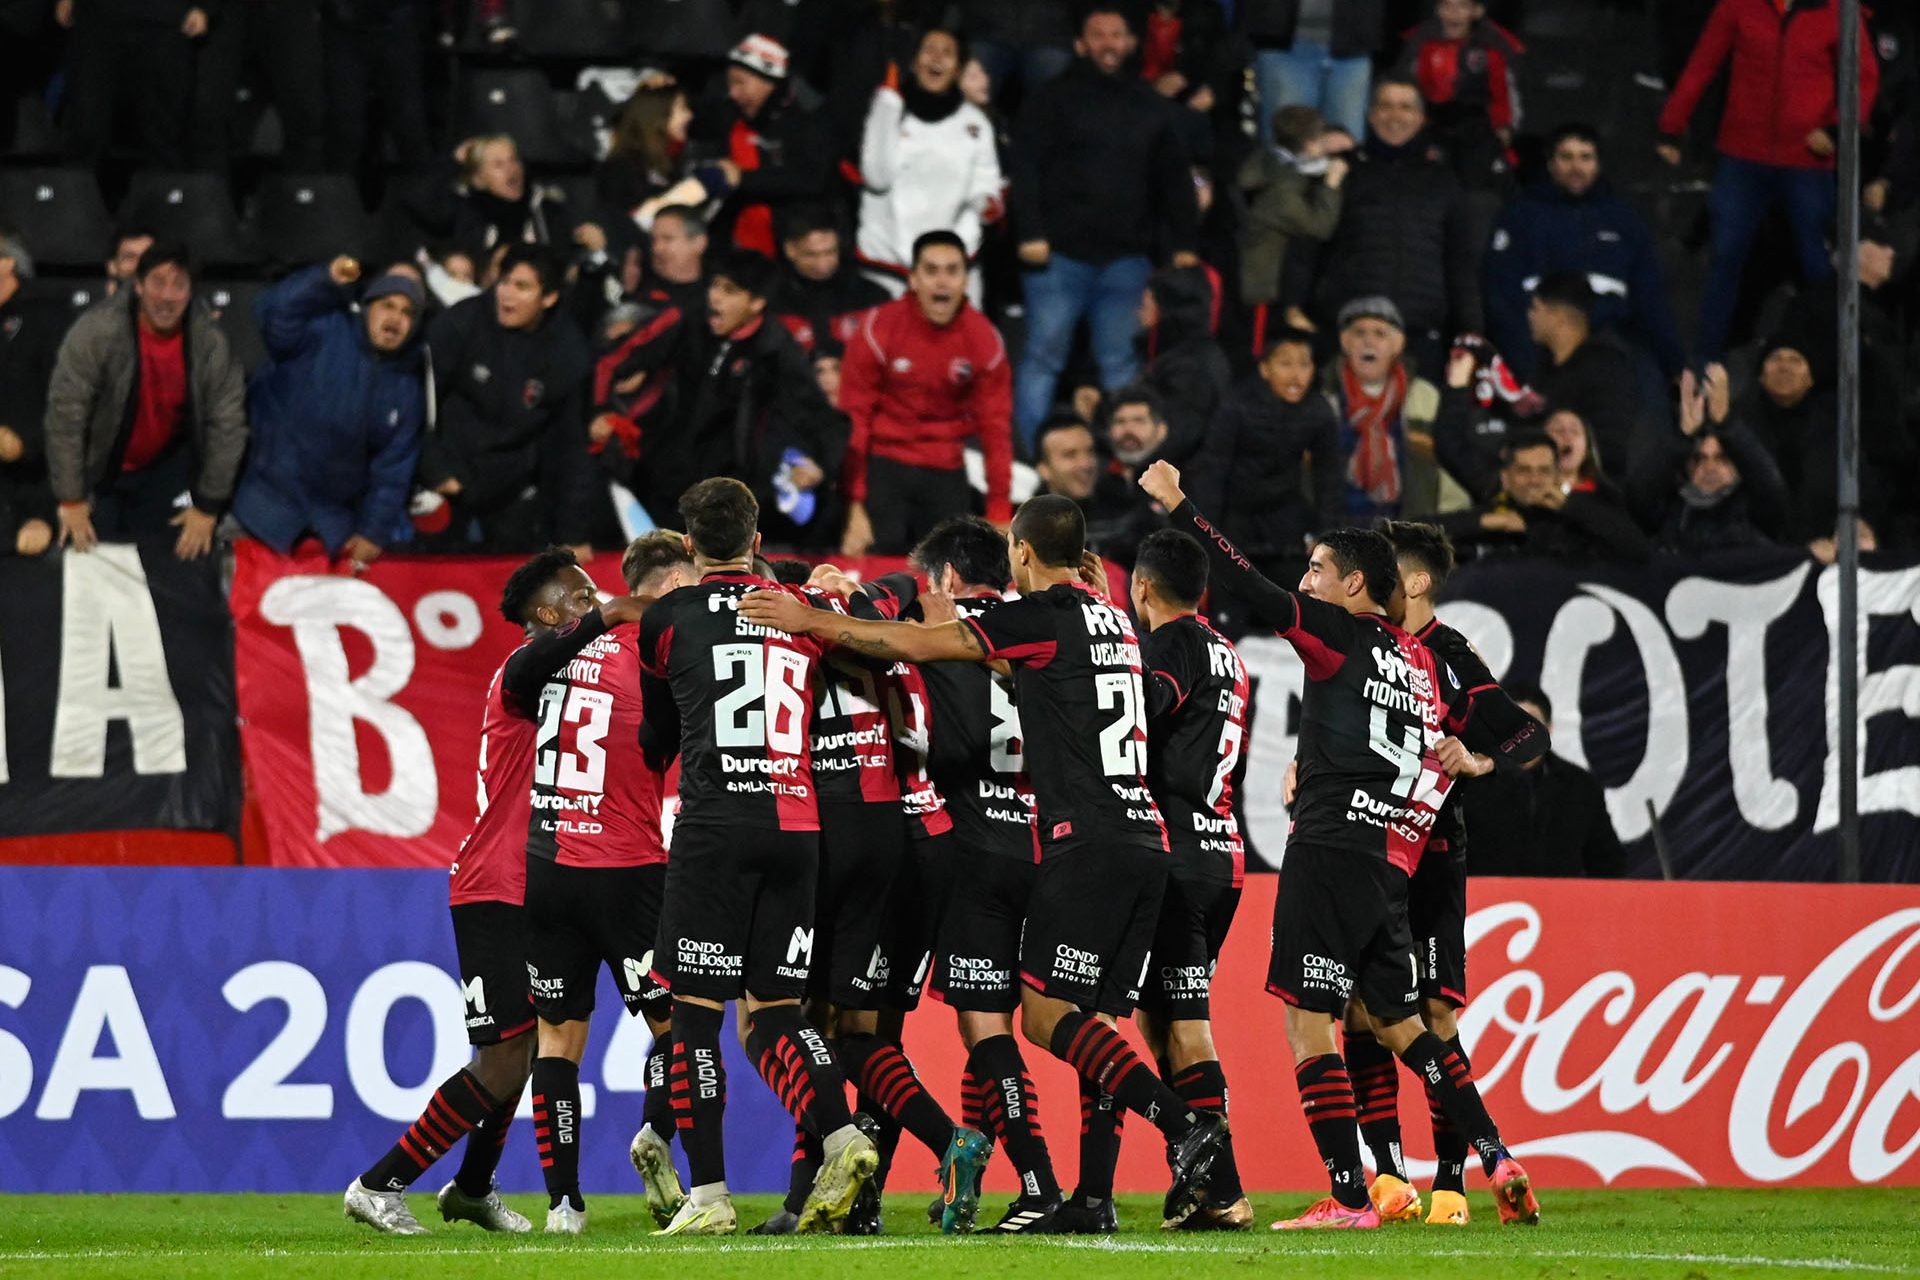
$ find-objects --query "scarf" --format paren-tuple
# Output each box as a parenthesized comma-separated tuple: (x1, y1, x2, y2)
(902, 77, 963, 123)
(1341, 360, 1408, 508)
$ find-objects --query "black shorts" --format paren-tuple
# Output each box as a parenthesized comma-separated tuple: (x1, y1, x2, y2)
(877, 830, 957, 1011)
(523, 858, 669, 1025)
(1138, 866, 1241, 1023)
(658, 825, 819, 1002)
(1409, 843, 1468, 1007)
(1019, 840, 1167, 1018)
(814, 801, 907, 1010)
(1266, 842, 1418, 1022)
(930, 852, 1036, 1014)
(451, 900, 534, 1046)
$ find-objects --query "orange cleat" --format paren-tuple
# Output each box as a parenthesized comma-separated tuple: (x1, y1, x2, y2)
(1269, 1197, 1382, 1230)
(1368, 1174, 1423, 1223)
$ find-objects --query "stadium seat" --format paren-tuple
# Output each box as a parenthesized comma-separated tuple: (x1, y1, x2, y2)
(0, 168, 116, 270)
(201, 280, 268, 375)
(118, 172, 261, 271)
(456, 69, 584, 167)
(514, 0, 636, 60)
(46, 278, 113, 315)
(254, 173, 368, 269)
(635, 0, 734, 59)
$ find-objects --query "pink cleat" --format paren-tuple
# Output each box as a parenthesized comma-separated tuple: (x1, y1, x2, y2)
(1491, 1156, 1541, 1225)
(1269, 1197, 1382, 1230)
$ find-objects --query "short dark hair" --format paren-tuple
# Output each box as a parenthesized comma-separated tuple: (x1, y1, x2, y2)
(498, 546, 581, 625)
(1378, 519, 1456, 589)
(911, 516, 1010, 592)
(1314, 527, 1398, 610)
(1134, 529, 1208, 608)
(1081, 3, 1133, 34)
(1260, 327, 1317, 362)
(1371, 72, 1424, 105)
(498, 243, 562, 295)
(1270, 104, 1327, 154)
(654, 205, 708, 238)
(911, 229, 968, 268)
(135, 240, 194, 282)
(1033, 413, 1093, 463)
(767, 558, 813, 586)
(1546, 122, 1601, 155)
(679, 477, 760, 560)
(707, 246, 774, 297)
(1503, 679, 1551, 721)
(1011, 494, 1086, 568)
(780, 204, 841, 243)
(1106, 383, 1165, 424)
(1501, 427, 1557, 466)
(1531, 270, 1594, 318)
(621, 530, 694, 593)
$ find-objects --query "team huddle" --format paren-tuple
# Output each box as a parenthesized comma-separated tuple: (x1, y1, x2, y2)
(341, 460, 1547, 1238)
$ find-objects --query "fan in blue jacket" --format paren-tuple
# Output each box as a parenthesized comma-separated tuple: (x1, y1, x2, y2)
(232, 258, 426, 562)
(1483, 124, 1685, 384)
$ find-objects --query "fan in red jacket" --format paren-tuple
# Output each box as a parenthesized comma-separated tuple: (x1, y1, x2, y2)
(1658, 0, 1878, 171)
(839, 230, 1014, 556)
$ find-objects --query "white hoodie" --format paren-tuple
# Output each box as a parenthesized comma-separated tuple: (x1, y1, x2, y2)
(856, 85, 1003, 279)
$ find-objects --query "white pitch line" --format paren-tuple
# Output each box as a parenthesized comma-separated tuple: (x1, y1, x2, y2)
(0, 1238, 1910, 1274)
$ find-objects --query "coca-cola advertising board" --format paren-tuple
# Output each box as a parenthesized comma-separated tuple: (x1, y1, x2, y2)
(3, 870, 1913, 1191)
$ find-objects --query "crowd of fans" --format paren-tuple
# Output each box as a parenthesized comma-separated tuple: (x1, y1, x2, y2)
(1, 0, 1916, 583)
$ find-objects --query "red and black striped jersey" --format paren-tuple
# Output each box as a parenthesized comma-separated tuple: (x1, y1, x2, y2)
(1413, 615, 1544, 865)
(450, 657, 534, 906)
(639, 571, 824, 832)
(1143, 614, 1249, 887)
(961, 581, 1167, 856)
(799, 587, 902, 807)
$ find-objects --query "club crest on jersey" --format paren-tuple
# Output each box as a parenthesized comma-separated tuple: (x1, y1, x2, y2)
(948, 357, 973, 385)
(522, 378, 544, 408)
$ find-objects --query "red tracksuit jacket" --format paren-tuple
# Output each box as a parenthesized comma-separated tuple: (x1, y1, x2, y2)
(1659, 0, 1878, 170)
(840, 295, 1015, 523)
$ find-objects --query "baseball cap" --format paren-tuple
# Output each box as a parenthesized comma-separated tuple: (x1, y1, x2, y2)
(730, 33, 790, 82)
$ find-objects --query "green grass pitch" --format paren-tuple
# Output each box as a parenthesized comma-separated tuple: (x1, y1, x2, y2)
(2, 1190, 1915, 1278)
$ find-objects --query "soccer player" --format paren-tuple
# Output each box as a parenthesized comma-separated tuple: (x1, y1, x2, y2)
(1339, 519, 1544, 1227)
(617, 531, 701, 1228)
(1138, 460, 1547, 1230)
(637, 478, 877, 1235)
(740, 496, 1231, 1229)
(343, 549, 648, 1236)
(1112, 528, 1255, 1233)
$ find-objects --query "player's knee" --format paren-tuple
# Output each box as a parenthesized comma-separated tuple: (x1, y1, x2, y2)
(1017, 1000, 1055, 1050)
(472, 1031, 533, 1098)
(1422, 999, 1459, 1041)
(1167, 1019, 1215, 1068)
(536, 1017, 589, 1063)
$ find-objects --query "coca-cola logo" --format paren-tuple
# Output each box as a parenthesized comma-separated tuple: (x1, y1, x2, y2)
(1446, 903, 1920, 1185)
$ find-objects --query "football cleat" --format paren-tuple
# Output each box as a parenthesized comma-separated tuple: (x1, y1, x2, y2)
(1175, 1195, 1254, 1231)
(654, 1195, 738, 1236)
(1055, 1195, 1119, 1234)
(1368, 1173, 1423, 1223)
(544, 1201, 588, 1235)
(1427, 1189, 1471, 1225)
(1161, 1114, 1229, 1227)
(343, 1178, 428, 1236)
(1269, 1196, 1382, 1230)
(937, 1126, 993, 1234)
(436, 1179, 531, 1232)
(748, 1210, 800, 1236)
(993, 1194, 1063, 1233)
(1491, 1155, 1541, 1225)
(797, 1124, 880, 1233)
(629, 1124, 687, 1228)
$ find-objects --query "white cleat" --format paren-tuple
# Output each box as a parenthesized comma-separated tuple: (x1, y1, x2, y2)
(344, 1178, 428, 1235)
(630, 1125, 688, 1228)
(545, 1201, 588, 1235)
(437, 1179, 532, 1232)
(654, 1194, 739, 1236)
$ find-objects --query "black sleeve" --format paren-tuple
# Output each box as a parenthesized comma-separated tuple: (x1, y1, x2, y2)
(1717, 420, 1790, 538)
(540, 375, 595, 546)
(1306, 395, 1344, 537)
(1624, 430, 1688, 532)
(853, 572, 920, 620)
(960, 593, 1057, 665)
(1142, 623, 1206, 723)
(1426, 624, 1550, 771)
(1433, 385, 1501, 503)
(1578, 774, 1627, 877)
(500, 610, 610, 716)
(639, 668, 680, 771)
(1557, 490, 1653, 562)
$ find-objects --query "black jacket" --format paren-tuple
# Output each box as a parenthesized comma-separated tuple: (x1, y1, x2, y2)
(1438, 483, 1652, 563)
(1186, 376, 1342, 562)
(1010, 59, 1199, 263)
(0, 287, 69, 545)
(1141, 266, 1230, 464)
(1238, 0, 1385, 58)
(1313, 133, 1481, 335)
(691, 88, 833, 252)
(1462, 754, 1626, 878)
(1532, 332, 1644, 477)
(421, 292, 594, 544)
(1739, 387, 1911, 545)
(766, 261, 890, 353)
(1627, 421, 1789, 552)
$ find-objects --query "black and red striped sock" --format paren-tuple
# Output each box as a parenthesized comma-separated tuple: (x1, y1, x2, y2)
(1170, 1059, 1242, 1202)
(961, 1064, 990, 1133)
(670, 1001, 728, 1188)
(1398, 1031, 1502, 1176)
(841, 1034, 955, 1155)
(1344, 1030, 1407, 1181)
(1047, 1011, 1195, 1142)
(1074, 1078, 1122, 1202)
(967, 1034, 1059, 1200)
(452, 1080, 522, 1197)
(746, 1005, 853, 1137)
(1295, 1053, 1368, 1210)
(362, 1067, 500, 1192)
(640, 1035, 674, 1141)
(784, 1123, 821, 1215)
(530, 1057, 582, 1209)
